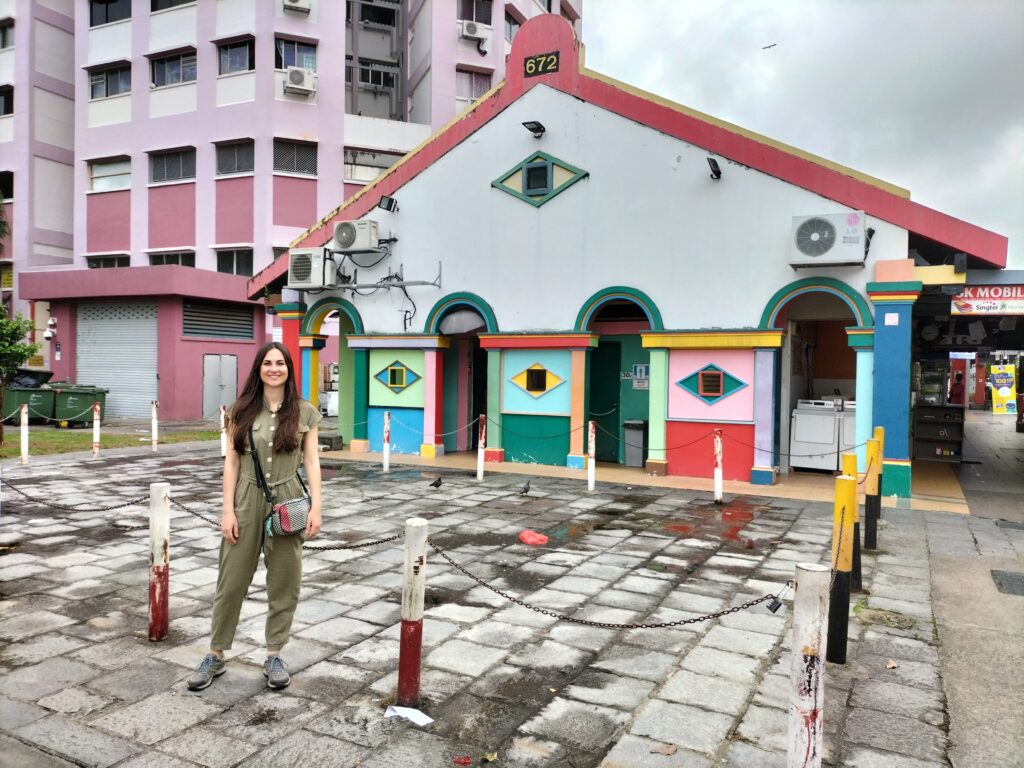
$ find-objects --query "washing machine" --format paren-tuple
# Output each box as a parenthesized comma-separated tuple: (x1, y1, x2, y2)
(839, 401, 857, 456)
(790, 399, 840, 470)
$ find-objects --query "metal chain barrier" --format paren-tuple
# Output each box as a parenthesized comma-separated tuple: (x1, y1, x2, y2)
(856, 458, 874, 486)
(390, 413, 479, 439)
(488, 415, 585, 439)
(428, 538, 783, 629)
(829, 504, 846, 592)
(0, 477, 148, 513)
(169, 498, 221, 527)
(596, 422, 714, 452)
(303, 532, 403, 551)
(28, 404, 97, 423)
(722, 431, 870, 459)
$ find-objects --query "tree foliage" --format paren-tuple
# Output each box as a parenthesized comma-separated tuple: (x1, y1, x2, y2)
(0, 307, 41, 445)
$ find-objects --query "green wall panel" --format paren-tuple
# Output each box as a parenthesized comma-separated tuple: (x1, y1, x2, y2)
(369, 349, 425, 409)
(502, 414, 570, 466)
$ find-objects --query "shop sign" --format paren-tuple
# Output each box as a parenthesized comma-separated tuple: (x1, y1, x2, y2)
(989, 365, 1017, 415)
(951, 285, 1024, 315)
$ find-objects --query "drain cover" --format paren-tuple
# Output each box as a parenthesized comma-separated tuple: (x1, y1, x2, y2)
(991, 570, 1024, 596)
(996, 520, 1024, 531)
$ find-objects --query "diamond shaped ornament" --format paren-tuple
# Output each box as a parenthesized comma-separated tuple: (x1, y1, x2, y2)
(677, 364, 747, 404)
(374, 361, 421, 393)
(510, 364, 564, 398)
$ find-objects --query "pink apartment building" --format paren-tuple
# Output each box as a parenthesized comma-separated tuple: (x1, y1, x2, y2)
(6, 0, 581, 419)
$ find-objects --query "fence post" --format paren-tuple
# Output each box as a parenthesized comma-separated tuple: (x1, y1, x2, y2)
(20, 403, 28, 465)
(713, 429, 724, 504)
(477, 415, 486, 482)
(148, 482, 171, 642)
(220, 405, 228, 458)
(873, 425, 885, 513)
(151, 401, 159, 453)
(587, 420, 597, 493)
(863, 438, 881, 550)
(826, 474, 855, 664)
(92, 401, 101, 458)
(841, 453, 862, 592)
(787, 562, 831, 768)
(382, 410, 391, 473)
(397, 517, 428, 708)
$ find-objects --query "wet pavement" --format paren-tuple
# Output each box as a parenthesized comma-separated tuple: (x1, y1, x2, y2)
(1, 446, 1022, 767)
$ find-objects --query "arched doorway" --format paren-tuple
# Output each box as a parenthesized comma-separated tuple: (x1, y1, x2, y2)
(301, 298, 364, 446)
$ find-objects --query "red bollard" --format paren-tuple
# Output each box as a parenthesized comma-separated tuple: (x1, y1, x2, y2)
(148, 482, 170, 642)
(397, 517, 428, 707)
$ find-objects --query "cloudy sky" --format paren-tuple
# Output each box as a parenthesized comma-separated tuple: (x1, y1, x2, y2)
(582, 0, 1024, 268)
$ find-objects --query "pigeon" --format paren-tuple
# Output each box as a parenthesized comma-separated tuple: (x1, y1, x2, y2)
(429, 477, 442, 489)
(519, 480, 530, 495)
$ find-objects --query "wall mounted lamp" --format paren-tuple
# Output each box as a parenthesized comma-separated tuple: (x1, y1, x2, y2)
(377, 195, 399, 213)
(522, 120, 546, 138)
(707, 157, 722, 180)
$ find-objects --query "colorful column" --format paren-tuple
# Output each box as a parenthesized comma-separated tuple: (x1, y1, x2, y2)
(420, 350, 445, 457)
(645, 348, 668, 475)
(299, 334, 327, 404)
(484, 349, 504, 462)
(750, 348, 778, 485)
(275, 303, 307, 393)
(867, 282, 921, 501)
(847, 328, 875, 473)
(566, 348, 588, 469)
(350, 348, 370, 449)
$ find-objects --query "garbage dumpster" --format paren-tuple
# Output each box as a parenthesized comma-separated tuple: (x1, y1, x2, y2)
(53, 385, 108, 427)
(623, 419, 648, 467)
(3, 388, 56, 423)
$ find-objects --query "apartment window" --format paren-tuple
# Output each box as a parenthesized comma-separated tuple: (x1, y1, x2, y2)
(152, 0, 193, 9)
(89, 159, 131, 191)
(149, 148, 196, 183)
(150, 251, 195, 266)
(218, 40, 255, 75)
(216, 249, 253, 276)
(273, 139, 317, 175)
(216, 141, 254, 175)
(358, 59, 397, 88)
(151, 51, 196, 87)
(344, 148, 401, 183)
(455, 70, 490, 108)
(90, 0, 131, 26)
(275, 39, 317, 71)
(0, 86, 12, 116)
(0, 171, 13, 200)
(361, 2, 397, 27)
(90, 66, 131, 99)
(504, 12, 520, 41)
(0, 21, 14, 49)
(458, 0, 492, 24)
(87, 255, 130, 268)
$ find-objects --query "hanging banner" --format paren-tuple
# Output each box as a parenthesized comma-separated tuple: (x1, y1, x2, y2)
(989, 365, 1017, 415)
(951, 285, 1024, 315)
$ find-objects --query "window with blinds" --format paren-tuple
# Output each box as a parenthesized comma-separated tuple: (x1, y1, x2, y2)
(216, 141, 254, 175)
(273, 139, 317, 175)
(150, 148, 196, 183)
(183, 301, 253, 339)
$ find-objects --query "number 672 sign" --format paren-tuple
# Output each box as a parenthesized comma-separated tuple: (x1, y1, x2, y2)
(524, 51, 560, 77)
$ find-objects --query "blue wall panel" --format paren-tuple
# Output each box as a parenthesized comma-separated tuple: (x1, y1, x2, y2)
(502, 349, 572, 416)
(368, 406, 424, 454)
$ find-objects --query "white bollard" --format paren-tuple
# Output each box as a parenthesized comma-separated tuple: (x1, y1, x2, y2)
(382, 410, 391, 473)
(20, 403, 28, 465)
(787, 562, 831, 768)
(219, 405, 228, 458)
(713, 428, 724, 504)
(148, 482, 171, 642)
(476, 415, 486, 482)
(92, 401, 101, 458)
(397, 517, 428, 707)
(151, 401, 159, 453)
(587, 420, 596, 493)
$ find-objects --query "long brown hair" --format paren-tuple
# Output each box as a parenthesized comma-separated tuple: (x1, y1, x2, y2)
(229, 342, 301, 455)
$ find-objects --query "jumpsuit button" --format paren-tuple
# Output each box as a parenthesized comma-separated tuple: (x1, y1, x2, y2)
(267, 456, 272, 463)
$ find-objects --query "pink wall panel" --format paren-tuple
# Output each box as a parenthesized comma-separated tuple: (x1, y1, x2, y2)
(215, 177, 254, 244)
(668, 349, 755, 422)
(273, 176, 317, 227)
(148, 183, 196, 249)
(86, 191, 131, 252)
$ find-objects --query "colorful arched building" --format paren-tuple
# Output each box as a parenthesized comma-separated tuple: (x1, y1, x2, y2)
(249, 16, 1008, 503)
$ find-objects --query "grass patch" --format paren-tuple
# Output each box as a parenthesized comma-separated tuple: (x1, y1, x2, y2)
(852, 597, 868, 615)
(0, 430, 219, 459)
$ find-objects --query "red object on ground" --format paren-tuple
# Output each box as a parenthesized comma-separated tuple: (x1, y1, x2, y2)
(396, 618, 423, 707)
(148, 563, 169, 642)
(519, 530, 549, 546)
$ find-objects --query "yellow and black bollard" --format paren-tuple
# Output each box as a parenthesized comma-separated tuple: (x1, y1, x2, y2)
(873, 426, 885, 514)
(826, 474, 855, 664)
(863, 437, 881, 550)
(841, 453, 863, 592)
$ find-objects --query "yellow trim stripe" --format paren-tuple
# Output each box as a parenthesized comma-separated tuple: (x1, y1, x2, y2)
(642, 331, 784, 349)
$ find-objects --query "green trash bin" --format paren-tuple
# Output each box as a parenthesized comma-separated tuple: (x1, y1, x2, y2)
(53, 385, 108, 427)
(3, 389, 31, 423)
(4, 388, 56, 423)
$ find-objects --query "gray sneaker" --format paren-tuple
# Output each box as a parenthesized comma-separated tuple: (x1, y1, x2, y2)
(187, 653, 226, 691)
(263, 655, 290, 689)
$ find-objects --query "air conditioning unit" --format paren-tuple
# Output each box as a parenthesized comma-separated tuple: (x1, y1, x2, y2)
(284, 66, 315, 95)
(283, 0, 311, 13)
(459, 19, 491, 41)
(333, 220, 379, 252)
(287, 248, 337, 290)
(790, 212, 867, 267)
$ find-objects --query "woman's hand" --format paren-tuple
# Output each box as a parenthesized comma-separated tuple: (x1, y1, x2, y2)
(221, 510, 239, 544)
(305, 507, 322, 539)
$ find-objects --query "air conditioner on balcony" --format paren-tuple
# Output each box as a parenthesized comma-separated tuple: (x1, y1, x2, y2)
(287, 249, 337, 290)
(283, 0, 311, 13)
(284, 66, 315, 95)
(460, 19, 491, 41)
(333, 220, 379, 252)
(789, 212, 867, 267)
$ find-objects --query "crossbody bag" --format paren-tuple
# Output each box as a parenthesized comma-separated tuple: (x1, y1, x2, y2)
(249, 426, 311, 537)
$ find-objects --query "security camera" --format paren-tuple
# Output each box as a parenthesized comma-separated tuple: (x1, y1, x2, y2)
(43, 328, 55, 341)
(47, 317, 57, 328)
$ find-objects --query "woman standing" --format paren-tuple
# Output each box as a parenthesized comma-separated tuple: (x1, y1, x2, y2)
(188, 342, 322, 691)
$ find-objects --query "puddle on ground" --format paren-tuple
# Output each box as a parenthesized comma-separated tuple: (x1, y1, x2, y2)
(660, 499, 764, 550)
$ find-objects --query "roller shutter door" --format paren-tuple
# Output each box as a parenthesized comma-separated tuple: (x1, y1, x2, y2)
(76, 303, 158, 418)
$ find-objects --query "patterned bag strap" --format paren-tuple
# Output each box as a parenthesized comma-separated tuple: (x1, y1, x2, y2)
(248, 426, 309, 504)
